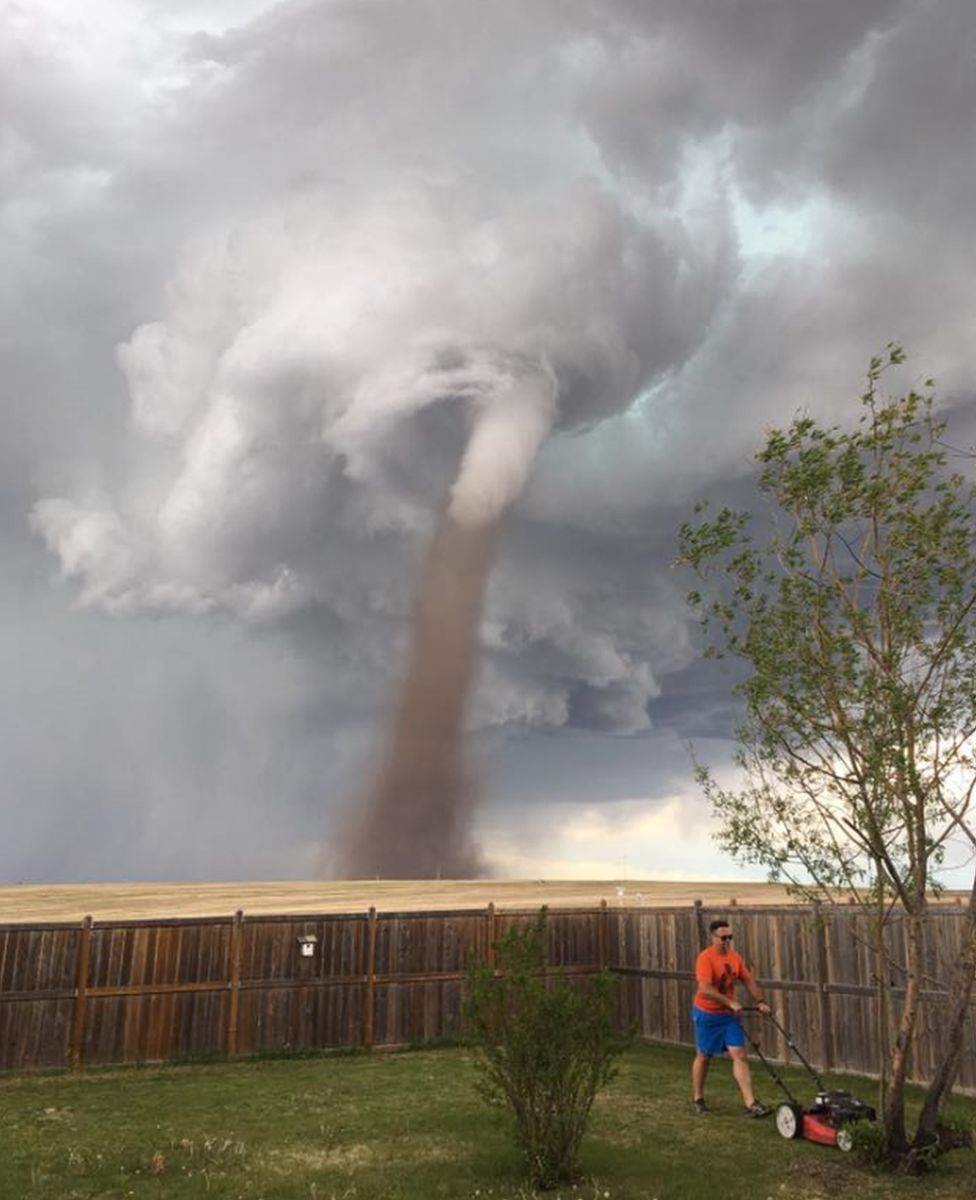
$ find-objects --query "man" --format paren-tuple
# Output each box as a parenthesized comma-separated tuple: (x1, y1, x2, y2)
(691, 918, 771, 1116)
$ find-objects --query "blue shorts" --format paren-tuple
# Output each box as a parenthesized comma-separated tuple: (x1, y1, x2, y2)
(692, 1007, 747, 1056)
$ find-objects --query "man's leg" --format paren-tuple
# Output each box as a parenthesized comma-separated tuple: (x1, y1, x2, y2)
(728, 1046, 756, 1107)
(692, 1052, 711, 1102)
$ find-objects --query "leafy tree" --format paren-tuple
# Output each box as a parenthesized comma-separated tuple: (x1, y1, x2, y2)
(462, 909, 630, 1190)
(677, 347, 976, 1165)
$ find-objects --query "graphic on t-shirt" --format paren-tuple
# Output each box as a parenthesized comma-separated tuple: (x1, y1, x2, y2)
(694, 946, 751, 1012)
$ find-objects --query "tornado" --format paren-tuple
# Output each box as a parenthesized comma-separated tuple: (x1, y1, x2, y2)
(334, 364, 556, 879)
(338, 512, 497, 878)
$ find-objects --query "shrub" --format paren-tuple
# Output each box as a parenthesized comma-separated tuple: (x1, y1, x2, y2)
(849, 1119, 888, 1168)
(933, 1108, 975, 1152)
(462, 908, 631, 1191)
(851, 1113, 973, 1176)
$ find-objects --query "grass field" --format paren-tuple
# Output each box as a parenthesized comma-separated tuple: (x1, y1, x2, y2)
(2, 1042, 973, 1199)
(0, 879, 816, 923)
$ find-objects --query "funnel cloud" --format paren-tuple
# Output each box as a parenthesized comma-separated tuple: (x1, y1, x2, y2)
(335, 513, 496, 879)
(333, 364, 556, 878)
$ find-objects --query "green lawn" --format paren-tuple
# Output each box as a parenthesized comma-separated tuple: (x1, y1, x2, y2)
(1, 1043, 973, 1199)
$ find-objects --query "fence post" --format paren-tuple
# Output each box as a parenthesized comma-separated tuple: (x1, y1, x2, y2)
(693, 899, 705, 947)
(485, 902, 496, 970)
(226, 909, 244, 1058)
(364, 907, 378, 1048)
(812, 901, 834, 1070)
(69, 915, 92, 1071)
(599, 898, 609, 970)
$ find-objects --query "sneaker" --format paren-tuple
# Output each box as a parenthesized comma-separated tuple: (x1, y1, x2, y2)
(745, 1101, 771, 1118)
(693, 1098, 709, 1115)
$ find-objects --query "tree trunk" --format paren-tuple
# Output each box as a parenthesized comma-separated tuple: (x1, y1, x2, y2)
(884, 909, 924, 1154)
(913, 878, 976, 1148)
(873, 880, 889, 1120)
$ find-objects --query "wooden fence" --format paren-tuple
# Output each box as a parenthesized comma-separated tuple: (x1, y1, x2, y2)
(1, 902, 973, 1092)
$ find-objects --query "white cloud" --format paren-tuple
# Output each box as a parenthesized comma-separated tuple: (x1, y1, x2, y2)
(481, 797, 740, 882)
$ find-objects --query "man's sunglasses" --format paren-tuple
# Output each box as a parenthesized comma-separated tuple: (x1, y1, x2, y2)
(717, 933, 734, 941)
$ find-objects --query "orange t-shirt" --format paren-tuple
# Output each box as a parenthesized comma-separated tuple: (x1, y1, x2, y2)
(693, 946, 754, 1012)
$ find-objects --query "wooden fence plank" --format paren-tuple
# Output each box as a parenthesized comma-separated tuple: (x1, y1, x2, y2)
(486, 902, 496, 970)
(226, 909, 243, 1058)
(68, 915, 92, 1071)
(364, 906, 377, 1048)
(812, 901, 835, 1069)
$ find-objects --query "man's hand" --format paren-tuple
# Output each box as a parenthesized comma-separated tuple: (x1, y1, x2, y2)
(756, 1000, 771, 1016)
(729, 1000, 743, 1013)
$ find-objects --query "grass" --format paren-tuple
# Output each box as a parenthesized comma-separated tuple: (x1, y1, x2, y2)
(1, 1042, 973, 1199)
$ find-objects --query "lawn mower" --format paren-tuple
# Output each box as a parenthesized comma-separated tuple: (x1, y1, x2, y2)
(740, 1008, 876, 1151)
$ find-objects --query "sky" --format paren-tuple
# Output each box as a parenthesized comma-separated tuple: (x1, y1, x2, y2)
(3, 0, 976, 885)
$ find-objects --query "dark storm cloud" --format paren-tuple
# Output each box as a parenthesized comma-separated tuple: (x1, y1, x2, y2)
(3, 0, 976, 880)
(577, 0, 906, 181)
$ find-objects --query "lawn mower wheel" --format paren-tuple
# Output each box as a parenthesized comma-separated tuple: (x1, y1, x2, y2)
(775, 1102, 803, 1139)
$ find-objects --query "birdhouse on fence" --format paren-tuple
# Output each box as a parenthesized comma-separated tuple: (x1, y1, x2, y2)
(297, 934, 318, 958)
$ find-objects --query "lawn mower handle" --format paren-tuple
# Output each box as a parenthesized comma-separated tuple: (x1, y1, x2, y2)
(738, 1006, 827, 1093)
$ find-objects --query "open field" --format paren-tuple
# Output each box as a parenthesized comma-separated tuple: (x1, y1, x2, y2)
(0, 878, 818, 923)
(2, 1041, 974, 1199)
